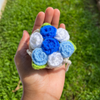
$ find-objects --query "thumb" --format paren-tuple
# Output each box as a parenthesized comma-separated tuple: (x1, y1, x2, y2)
(14, 31, 32, 77)
(17, 30, 30, 52)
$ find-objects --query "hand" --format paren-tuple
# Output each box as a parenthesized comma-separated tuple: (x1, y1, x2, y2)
(14, 7, 66, 100)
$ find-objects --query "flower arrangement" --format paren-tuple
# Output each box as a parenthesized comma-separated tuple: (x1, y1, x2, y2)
(27, 23, 76, 71)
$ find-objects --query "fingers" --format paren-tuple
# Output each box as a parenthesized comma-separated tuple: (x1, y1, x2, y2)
(32, 7, 61, 34)
(51, 9, 60, 28)
(32, 7, 60, 33)
(32, 12, 45, 32)
(59, 23, 65, 29)
(44, 7, 54, 23)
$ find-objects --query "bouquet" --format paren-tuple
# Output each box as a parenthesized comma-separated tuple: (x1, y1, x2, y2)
(27, 23, 76, 71)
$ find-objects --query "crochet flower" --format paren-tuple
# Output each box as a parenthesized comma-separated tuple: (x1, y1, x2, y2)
(41, 38, 60, 55)
(40, 25, 57, 39)
(30, 32, 43, 49)
(27, 23, 77, 70)
(32, 48, 48, 65)
(55, 28, 70, 42)
(48, 52, 63, 67)
(59, 41, 75, 58)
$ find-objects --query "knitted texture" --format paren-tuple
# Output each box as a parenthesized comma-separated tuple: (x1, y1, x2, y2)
(40, 25, 57, 39)
(55, 28, 70, 42)
(48, 52, 63, 67)
(32, 48, 48, 65)
(59, 41, 75, 58)
(32, 63, 47, 70)
(41, 38, 60, 55)
(68, 40, 77, 51)
(40, 23, 51, 28)
(27, 23, 77, 70)
(30, 32, 43, 49)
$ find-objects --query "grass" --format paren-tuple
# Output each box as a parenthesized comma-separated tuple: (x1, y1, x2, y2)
(0, 0, 100, 100)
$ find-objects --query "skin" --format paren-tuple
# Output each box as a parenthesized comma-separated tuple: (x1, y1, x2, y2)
(14, 7, 66, 100)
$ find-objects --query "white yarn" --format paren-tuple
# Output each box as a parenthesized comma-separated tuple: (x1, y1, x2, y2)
(29, 32, 43, 49)
(55, 28, 70, 42)
(33, 29, 40, 33)
(63, 58, 72, 72)
(48, 52, 63, 68)
(26, 49, 32, 57)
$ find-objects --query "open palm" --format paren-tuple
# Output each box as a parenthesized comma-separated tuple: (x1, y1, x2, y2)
(14, 7, 66, 100)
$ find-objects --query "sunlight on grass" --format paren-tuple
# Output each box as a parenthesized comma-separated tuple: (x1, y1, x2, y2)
(0, 0, 100, 100)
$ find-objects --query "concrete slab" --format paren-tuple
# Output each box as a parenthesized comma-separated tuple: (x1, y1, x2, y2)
(0, 0, 5, 10)
(0, 0, 7, 19)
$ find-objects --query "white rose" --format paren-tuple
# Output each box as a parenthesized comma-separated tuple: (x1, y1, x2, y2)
(55, 28, 70, 42)
(30, 32, 43, 49)
(48, 52, 63, 67)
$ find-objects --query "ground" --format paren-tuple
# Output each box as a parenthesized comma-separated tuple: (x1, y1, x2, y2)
(0, 0, 100, 100)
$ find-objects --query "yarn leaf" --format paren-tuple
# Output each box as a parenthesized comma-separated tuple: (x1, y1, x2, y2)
(32, 63, 47, 70)
(68, 40, 77, 51)
(40, 23, 51, 28)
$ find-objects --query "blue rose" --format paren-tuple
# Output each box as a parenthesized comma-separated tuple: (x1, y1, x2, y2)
(40, 25, 57, 39)
(32, 48, 48, 65)
(59, 41, 75, 58)
(41, 38, 60, 55)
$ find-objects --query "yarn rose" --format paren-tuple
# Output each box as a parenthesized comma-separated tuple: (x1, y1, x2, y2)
(30, 32, 43, 49)
(59, 41, 75, 58)
(41, 38, 60, 55)
(40, 25, 57, 39)
(55, 28, 70, 42)
(48, 52, 63, 67)
(32, 48, 48, 65)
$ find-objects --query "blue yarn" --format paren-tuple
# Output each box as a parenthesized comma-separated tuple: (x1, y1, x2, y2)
(59, 41, 75, 58)
(32, 48, 48, 65)
(40, 25, 57, 39)
(41, 38, 60, 55)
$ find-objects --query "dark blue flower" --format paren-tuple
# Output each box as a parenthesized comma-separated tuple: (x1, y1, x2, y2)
(40, 25, 57, 39)
(41, 38, 60, 55)
(59, 41, 75, 58)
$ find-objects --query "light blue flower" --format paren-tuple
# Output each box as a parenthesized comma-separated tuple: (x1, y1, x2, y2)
(32, 48, 48, 65)
(59, 41, 75, 58)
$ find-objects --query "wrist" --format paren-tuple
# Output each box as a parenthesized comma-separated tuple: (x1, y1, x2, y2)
(22, 89, 59, 100)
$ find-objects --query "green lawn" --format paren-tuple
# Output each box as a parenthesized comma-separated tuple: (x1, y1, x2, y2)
(0, 0, 100, 100)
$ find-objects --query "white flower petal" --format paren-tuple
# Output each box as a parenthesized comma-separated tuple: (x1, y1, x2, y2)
(48, 52, 63, 67)
(55, 28, 70, 42)
(30, 32, 43, 49)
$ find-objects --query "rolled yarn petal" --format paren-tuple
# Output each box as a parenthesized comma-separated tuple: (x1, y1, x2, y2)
(30, 32, 43, 49)
(55, 28, 70, 42)
(41, 38, 60, 55)
(59, 41, 75, 58)
(48, 52, 63, 67)
(32, 48, 48, 65)
(40, 25, 57, 39)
